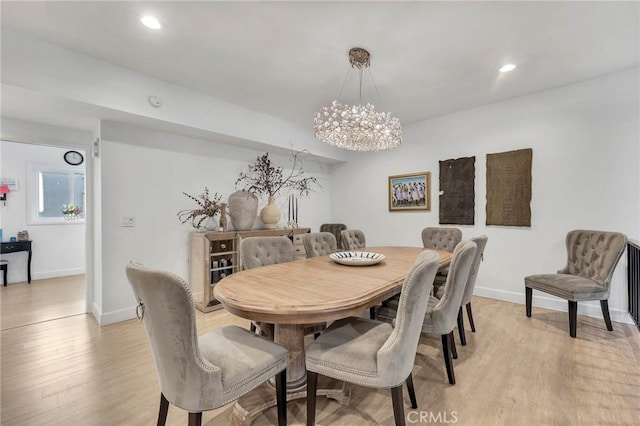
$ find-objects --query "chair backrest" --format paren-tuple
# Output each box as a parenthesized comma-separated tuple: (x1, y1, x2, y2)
(421, 227, 462, 252)
(340, 229, 366, 251)
(559, 230, 627, 287)
(375, 250, 440, 386)
(460, 235, 489, 306)
(320, 223, 347, 249)
(303, 232, 338, 257)
(428, 240, 477, 335)
(125, 262, 223, 409)
(241, 236, 293, 270)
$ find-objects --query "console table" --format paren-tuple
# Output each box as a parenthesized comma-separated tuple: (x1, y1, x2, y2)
(1, 240, 32, 284)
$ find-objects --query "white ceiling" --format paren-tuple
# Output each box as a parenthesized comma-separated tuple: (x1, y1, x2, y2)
(2, 1, 639, 132)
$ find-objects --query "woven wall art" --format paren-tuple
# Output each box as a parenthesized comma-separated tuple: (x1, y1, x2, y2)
(486, 148, 532, 227)
(439, 156, 475, 225)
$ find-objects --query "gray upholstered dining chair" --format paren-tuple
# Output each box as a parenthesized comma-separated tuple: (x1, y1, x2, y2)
(422, 227, 462, 295)
(339, 229, 376, 319)
(320, 223, 347, 250)
(241, 236, 294, 336)
(303, 232, 338, 258)
(125, 262, 287, 426)
(241, 236, 293, 270)
(305, 250, 441, 426)
(525, 229, 627, 338)
(377, 240, 477, 385)
(435, 235, 488, 346)
(340, 229, 366, 251)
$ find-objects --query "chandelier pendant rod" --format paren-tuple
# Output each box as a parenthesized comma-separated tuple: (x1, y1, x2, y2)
(358, 68, 364, 105)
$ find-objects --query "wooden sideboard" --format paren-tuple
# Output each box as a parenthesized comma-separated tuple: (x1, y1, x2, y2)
(189, 228, 310, 312)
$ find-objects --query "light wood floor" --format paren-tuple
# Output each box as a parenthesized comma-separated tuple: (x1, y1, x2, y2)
(1, 289, 639, 425)
(0, 275, 85, 330)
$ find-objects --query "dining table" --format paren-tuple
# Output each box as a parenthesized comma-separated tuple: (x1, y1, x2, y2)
(214, 246, 452, 425)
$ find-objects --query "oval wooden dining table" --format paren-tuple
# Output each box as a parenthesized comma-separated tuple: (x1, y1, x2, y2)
(214, 246, 452, 425)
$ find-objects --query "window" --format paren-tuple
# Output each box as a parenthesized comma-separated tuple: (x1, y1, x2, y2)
(27, 163, 86, 224)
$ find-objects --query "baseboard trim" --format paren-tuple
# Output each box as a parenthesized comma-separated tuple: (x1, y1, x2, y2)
(92, 303, 136, 326)
(474, 286, 634, 325)
(99, 306, 137, 325)
(32, 268, 85, 280)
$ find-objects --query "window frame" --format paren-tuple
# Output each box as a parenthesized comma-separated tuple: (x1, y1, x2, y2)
(26, 162, 86, 225)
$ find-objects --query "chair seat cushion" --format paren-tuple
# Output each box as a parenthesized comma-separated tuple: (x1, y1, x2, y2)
(198, 325, 287, 395)
(306, 317, 393, 383)
(524, 274, 609, 302)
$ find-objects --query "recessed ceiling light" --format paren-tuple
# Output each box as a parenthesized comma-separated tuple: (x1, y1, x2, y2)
(499, 63, 517, 73)
(141, 15, 161, 30)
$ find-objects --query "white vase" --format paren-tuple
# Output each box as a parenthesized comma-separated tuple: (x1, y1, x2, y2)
(205, 216, 218, 231)
(260, 196, 280, 229)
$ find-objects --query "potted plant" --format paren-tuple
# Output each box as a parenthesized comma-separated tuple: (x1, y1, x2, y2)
(236, 151, 318, 229)
(61, 204, 83, 221)
(177, 187, 224, 231)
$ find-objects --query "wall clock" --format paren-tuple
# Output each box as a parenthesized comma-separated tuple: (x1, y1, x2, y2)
(64, 150, 84, 166)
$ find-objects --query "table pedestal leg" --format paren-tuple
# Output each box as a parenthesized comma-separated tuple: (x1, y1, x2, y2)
(275, 323, 306, 391)
(229, 323, 351, 425)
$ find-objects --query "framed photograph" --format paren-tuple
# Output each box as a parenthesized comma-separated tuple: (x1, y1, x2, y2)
(388, 171, 431, 211)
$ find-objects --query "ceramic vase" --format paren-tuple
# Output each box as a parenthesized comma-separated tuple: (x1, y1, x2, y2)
(260, 196, 280, 229)
(204, 216, 218, 231)
(228, 190, 258, 231)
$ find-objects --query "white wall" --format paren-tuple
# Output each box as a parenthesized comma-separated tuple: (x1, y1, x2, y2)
(330, 69, 640, 323)
(95, 123, 332, 323)
(0, 141, 86, 282)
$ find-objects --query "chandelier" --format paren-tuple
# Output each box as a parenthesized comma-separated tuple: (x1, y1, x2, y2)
(314, 47, 402, 152)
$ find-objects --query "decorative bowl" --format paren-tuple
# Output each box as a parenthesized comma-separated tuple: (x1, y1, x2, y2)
(329, 251, 385, 266)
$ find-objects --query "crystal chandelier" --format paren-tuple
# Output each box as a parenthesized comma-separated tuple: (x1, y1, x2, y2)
(314, 47, 402, 152)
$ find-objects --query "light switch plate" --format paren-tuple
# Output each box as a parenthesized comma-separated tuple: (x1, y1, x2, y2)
(122, 216, 135, 227)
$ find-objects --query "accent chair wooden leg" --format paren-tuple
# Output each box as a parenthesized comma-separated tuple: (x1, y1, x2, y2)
(600, 300, 613, 331)
(370, 306, 376, 320)
(391, 384, 406, 426)
(466, 302, 476, 332)
(275, 369, 287, 426)
(441, 334, 456, 385)
(306, 371, 318, 426)
(449, 331, 458, 359)
(188, 412, 202, 426)
(406, 373, 417, 409)
(525, 287, 532, 317)
(250, 322, 256, 333)
(157, 393, 169, 426)
(457, 307, 467, 346)
(568, 301, 577, 338)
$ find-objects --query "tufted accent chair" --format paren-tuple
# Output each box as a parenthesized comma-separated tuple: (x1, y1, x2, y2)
(305, 250, 441, 426)
(303, 232, 338, 258)
(320, 223, 347, 250)
(525, 230, 627, 338)
(241, 236, 293, 270)
(125, 262, 287, 426)
(340, 229, 366, 251)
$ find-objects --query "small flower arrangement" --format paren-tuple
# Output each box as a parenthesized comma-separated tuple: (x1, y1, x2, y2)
(177, 187, 223, 229)
(236, 151, 319, 197)
(61, 204, 83, 215)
